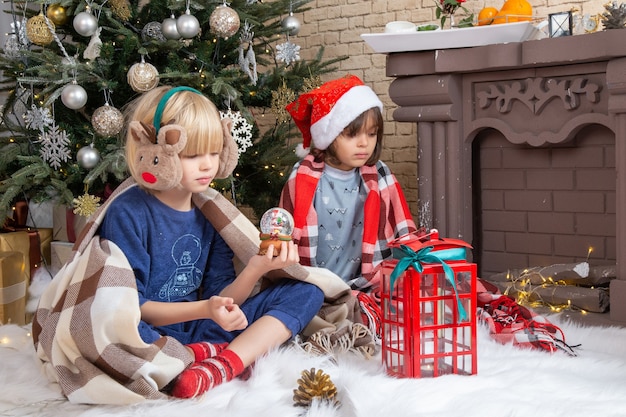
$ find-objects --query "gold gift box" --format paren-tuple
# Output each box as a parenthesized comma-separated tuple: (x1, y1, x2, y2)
(0, 228, 53, 283)
(0, 251, 28, 325)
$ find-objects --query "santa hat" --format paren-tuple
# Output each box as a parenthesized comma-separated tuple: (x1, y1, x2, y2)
(286, 75, 383, 157)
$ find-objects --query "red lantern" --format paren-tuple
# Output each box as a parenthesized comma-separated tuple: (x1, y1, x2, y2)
(381, 229, 477, 378)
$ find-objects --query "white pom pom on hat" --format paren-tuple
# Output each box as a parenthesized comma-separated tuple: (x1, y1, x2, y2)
(286, 75, 383, 156)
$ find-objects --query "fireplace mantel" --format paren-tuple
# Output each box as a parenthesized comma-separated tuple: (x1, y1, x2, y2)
(384, 30, 626, 321)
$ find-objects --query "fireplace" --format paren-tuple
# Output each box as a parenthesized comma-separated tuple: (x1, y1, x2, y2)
(384, 30, 626, 322)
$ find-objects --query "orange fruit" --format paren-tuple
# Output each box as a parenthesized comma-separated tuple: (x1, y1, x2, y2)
(492, 10, 517, 24)
(500, 0, 533, 21)
(477, 7, 499, 25)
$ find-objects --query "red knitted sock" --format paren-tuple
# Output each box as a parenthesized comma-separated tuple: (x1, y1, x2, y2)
(186, 342, 228, 361)
(171, 350, 244, 399)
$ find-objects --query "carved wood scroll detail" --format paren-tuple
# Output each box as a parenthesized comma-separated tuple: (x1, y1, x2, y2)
(476, 77, 601, 114)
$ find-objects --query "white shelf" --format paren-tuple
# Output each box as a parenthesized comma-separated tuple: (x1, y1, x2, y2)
(361, 21, 540, 53)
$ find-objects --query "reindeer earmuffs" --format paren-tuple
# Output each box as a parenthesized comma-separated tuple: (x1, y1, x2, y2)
(129, 86, 239, 191)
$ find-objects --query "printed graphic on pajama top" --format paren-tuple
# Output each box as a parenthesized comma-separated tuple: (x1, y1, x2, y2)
(158, 233, 203, 301)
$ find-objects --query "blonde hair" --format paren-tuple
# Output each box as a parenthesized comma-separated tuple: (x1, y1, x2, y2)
(123, 86, 224, 182)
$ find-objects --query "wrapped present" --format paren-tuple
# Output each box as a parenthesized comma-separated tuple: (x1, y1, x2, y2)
(0, 251, 28, 325)
(26, 200, 54, 229)
(0, 227, 51, 283)
(51, 241, 74, 275)
(53, 205, 88, 243)
(0, 231, 33, 283)
(381, 229, 477, 378)
(39, 228, 53, 267)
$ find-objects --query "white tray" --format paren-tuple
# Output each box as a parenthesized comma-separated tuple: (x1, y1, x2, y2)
(361, 21, 539, 53)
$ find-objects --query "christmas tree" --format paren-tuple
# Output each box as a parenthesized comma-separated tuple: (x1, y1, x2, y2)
(0, 0, 345, 223)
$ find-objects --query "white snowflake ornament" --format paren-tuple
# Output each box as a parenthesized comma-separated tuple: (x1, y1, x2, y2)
(220, 109, 253, 155)
(24, 104, 54, 131)
(38, 122, 71, 170)
(276, 41, 300, 65)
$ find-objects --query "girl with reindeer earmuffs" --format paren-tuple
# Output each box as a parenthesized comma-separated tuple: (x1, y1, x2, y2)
(98, 86, 324, 398)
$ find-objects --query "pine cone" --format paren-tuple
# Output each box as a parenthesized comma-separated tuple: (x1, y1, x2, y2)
(601, 1, 626, 29)
(293, 368, 340, 408)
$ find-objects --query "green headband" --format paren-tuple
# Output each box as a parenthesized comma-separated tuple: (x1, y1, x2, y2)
(153, 86, 203, 134)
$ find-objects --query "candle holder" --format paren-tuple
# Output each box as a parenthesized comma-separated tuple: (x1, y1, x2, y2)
(381, 229, 477, 378)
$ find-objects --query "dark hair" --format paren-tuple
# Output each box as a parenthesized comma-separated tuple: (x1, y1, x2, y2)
(311, 107, 383, 166)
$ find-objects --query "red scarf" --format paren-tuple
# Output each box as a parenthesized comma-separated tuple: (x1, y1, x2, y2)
(279, 155, 416, 291)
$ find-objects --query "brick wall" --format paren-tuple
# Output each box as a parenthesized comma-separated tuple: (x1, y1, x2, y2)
(477, 125, 616, 277)
(289, 0, 609, 220)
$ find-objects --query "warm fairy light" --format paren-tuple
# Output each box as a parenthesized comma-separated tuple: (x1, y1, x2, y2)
(505, 267, 584, 313)
(586, 246, 594, 261)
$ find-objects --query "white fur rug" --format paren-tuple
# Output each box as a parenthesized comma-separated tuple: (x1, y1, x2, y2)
(1, 317, 626, 417)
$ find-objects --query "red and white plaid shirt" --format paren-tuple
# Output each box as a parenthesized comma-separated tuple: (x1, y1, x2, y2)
(279, 155, 417, 292)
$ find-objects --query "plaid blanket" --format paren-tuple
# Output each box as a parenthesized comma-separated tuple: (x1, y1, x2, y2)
(476, 279, 577, 356)
(32, 178, 373, 405)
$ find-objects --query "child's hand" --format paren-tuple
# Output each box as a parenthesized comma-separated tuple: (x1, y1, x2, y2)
(207, 296, 248, 331)
(250, 240, 300, 273)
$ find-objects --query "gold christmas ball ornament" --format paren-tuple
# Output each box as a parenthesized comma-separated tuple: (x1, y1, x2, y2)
(109, 0, 132, 21)
(127, 61, 160, 92)
(26, 13, 55, 46)
(210, 4, 240, 38)
(46, 4, 68, 26)
(91, 103, 124, 137)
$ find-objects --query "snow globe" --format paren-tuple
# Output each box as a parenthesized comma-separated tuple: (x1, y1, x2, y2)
(258, 207, 294, 256)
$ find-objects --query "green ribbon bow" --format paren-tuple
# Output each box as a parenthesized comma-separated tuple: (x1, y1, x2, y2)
(389, 244, 469, 321)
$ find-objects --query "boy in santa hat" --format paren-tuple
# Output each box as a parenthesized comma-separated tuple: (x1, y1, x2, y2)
(279, 75, 417, 337)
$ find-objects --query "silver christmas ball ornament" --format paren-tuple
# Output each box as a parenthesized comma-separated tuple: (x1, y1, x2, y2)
(281, 13, 301, 36)
(61, 82, 88, 109)
(142, 21, 166, 42)
(177, 10, 201, 39)
(73, 11, 98, 37)
(210, 4, 240, 38)
(77, 144, 100, 169)
(127, 60, 160, 92)
(161, 14, 181, 40)
(91, 103, 124, 137)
